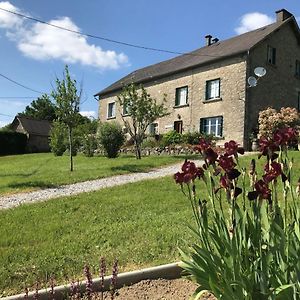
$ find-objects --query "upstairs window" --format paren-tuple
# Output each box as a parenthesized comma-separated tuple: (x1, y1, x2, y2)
(267, 45, 276, 65)
(175, 86, 188, 106)
(107, 102, 116, 118)
(200, 116, 223, 137)
(206, 79, 220, 100)
(295, 60, 300, 77)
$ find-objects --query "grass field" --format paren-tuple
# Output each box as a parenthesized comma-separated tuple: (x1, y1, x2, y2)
(0, 151, 299, 296)
(0, 153, 194, 195)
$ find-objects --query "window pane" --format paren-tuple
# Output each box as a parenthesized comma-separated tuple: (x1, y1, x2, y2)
(200, 116, 223, 137)
(206, 79, 220, 99)
(176, 86, 188, 106)
(108, 102, 115, 117)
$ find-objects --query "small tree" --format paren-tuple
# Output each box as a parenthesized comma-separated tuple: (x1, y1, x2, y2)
(98, 122, 125, 158)
(51, 65, 81, 171)
(118, 84, 168, 159)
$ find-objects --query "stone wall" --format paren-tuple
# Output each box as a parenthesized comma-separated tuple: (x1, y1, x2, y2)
(245, 20, 300, 147)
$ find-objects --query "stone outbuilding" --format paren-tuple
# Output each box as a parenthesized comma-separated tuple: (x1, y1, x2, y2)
(10, 116, 52, 152)
(95, 9, 300, 149)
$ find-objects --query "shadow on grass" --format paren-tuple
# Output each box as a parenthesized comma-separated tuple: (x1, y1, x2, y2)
(7, 181, 59, 191)
(110, 164, 154, 173)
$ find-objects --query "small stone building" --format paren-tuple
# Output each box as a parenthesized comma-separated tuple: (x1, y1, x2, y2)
(95, 9, 300, 149)
(10, 116, 52, 152)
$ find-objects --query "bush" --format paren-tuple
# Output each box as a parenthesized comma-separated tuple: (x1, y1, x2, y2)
(81, 134, 97, 157)
(258, 106, 300, 138)
(98, 122, 125, 158)
(0, 131, 27, 155)
(161, 130, 183, 147)
(182, 131, 215, 145)
(49, 121, 67, 156)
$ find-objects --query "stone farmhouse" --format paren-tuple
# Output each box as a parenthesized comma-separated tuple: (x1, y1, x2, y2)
(95, 9, 300, 149)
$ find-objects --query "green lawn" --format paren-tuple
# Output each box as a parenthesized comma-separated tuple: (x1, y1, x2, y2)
(0, 176, 195, 296)
(0, 151, 299, 296)
(0, 153, 194, 195)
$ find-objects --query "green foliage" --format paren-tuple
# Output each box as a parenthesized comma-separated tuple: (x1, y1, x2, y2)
(0, 131, 27, 155)
(98, 122, 125, 158)
(161, 130, 183, 146)
(182, 131, 215, 145)
(19, 94, 56, 121)
(51, 65, 82, 171)
(118, 83, 168, 159)
(49, 121, 67, 156)
(81, 134, 97, 157)
(177, 136, 300, 299)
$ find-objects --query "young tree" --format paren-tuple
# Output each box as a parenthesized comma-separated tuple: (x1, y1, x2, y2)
(118, 84, 168, 159)
(51, 65, 82, 171)
(19, 94, 56, 121)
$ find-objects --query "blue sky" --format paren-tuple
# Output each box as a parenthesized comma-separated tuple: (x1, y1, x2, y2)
(0, 0, 299, 127)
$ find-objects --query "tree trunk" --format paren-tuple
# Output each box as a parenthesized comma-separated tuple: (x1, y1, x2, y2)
(69, 126, 73, 171)
(134, 139, 141, 160)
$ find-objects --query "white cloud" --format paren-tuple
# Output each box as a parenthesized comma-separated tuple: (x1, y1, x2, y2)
(235, 12, 275, 34)
(80, 110, 97, 119)
(0, 1, 23, 29)
(0, 2, 128, 70)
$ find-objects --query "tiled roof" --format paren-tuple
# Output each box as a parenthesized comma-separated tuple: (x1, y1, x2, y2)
(95, 18, 292, 97)
(15, 116, 52, 136)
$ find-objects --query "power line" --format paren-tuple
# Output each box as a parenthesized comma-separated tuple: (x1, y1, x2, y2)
(0, 7, 221, 58)
(0, 73, 44, 94)
(0, 113, 14, 117)
(0, 96, 36, 98)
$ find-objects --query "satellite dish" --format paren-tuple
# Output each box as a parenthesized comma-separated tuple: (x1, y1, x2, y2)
(248, 76, 257, 87)
(254, 67, 266, 77)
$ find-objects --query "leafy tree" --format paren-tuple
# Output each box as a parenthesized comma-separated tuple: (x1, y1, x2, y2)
(117, 84, 168, 159)
(51, 65, 82, 171)
(49, 121, 67, 156)
(19, 94, 56, 121)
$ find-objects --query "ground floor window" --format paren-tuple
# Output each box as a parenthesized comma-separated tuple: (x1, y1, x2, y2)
(200, 116, 223, 137)
(174, 120, 183, 134)
(149, 122, 159, 135)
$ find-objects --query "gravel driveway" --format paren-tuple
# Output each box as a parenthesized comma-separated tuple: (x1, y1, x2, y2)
(0, 160, 203, 210)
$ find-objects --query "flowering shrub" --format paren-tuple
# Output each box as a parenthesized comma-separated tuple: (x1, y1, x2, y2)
(258, 106, 299, 139)
(175, 131, 300, 299)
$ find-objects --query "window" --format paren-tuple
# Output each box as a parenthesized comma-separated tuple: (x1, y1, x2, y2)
(174, 120, 183, 134)
(107, 102, 116, 118)
(267, 45, 276, 65)
(123, 103, 129, 116)
(205, 79, 220, 100)
(200, 116, 223, 137)
(149, 123, 158, 135)
(298, 91, 300, 112)
(175, 86, 188, 106)
(296, 60, 300, 77)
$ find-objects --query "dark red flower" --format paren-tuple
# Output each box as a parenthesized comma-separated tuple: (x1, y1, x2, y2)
(248, 179, 271, 201)
(224, 140, 245, 156)
(263, 161, 282, 183)
(174, 160, 205, 184)
(273, 127, 298, 146)
(174, 172, 184, 184)
(204, 148, 218, 165)
(195, 138, 211, 152)
(218, 154, 236, 172)
(227, 168, 241, 180)
(259, 136, 279, 159)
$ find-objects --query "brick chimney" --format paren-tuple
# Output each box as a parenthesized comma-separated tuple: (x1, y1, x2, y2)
(276, 9, 293, 22)
(205, 35, 212, 46)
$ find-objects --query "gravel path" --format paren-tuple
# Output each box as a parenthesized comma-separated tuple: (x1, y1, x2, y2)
(0, 160, 203, 210)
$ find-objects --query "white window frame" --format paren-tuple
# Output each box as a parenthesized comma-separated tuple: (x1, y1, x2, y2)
(200, 116, 223, 137)
(206, 79, 220, 100)
(175, 86, 188, 106)
(107, 102, 116, 118)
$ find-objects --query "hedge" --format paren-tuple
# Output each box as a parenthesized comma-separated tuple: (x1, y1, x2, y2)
(0, 131, 27, 155)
